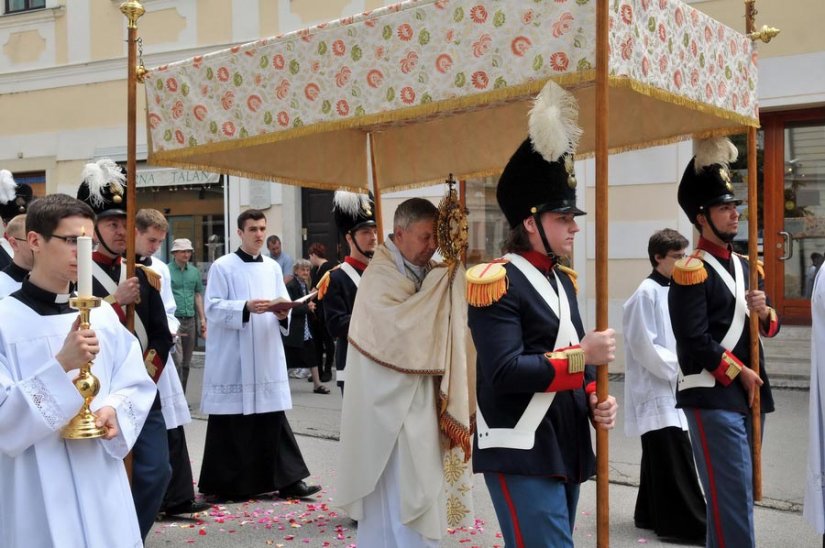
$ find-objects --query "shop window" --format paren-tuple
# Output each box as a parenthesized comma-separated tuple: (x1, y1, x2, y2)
(4, 0, 46, 14)
(464, 176, 508, 265)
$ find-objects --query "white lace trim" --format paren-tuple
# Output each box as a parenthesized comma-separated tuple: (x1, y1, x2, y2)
(206, 381, 286, 396)
(20, 376, 64, 431)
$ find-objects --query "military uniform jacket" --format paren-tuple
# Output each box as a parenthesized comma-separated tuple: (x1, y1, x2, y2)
(323, 258, 365, 373)
(92, 252, 174, 384)
(468, 252, 596, 481)
(669, 238, 779, 415)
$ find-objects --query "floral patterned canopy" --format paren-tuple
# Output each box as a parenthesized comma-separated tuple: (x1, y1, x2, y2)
(145, 0, 758, 192)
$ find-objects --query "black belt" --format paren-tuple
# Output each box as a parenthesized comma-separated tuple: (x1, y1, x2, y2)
(175, 315, 195, 319)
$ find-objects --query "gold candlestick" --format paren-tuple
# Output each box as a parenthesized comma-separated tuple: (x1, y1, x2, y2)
(62, 296, 106, 439)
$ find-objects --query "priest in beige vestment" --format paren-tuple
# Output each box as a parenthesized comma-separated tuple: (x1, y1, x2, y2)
(336, 197, 475, 547)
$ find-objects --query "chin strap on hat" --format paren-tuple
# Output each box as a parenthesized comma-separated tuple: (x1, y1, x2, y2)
(700, 207, 737, 244)
(349, 229, 374, 259)
(532, 211, 559, 261)
(94, 223, 120, 258)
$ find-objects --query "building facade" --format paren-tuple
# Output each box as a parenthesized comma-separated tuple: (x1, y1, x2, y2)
(0, 1, 822, 367)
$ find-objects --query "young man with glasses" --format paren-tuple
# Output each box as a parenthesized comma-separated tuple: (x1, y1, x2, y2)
(623, 228, 706, 543)
(0, 193, 156, 547)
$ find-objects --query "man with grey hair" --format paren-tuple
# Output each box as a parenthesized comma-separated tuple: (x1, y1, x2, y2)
(336, 198, 474, 546)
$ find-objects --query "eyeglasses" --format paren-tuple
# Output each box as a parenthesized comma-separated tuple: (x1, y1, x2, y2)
(667, 252, 686, 260)
(50, 234, 82, 246)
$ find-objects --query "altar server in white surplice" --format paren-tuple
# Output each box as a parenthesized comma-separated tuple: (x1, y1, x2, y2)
(199, 209, 321, 501)
(0, 194, 155, 548)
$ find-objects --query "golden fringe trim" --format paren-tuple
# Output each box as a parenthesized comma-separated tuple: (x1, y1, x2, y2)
(735, 253, 765, 278)
(557, 265, 579, 295)
(608, 76, 759, 128)
(136, 264, 162, 292)
(438, 392, 474, 463)
(347, 337, 445, 376)
(315, 268, 335, 300)
(466, 276, 507, 307)
(673, 256, 708, 286)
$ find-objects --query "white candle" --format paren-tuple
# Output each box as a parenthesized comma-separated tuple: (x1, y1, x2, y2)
(77, 235, 93, 297)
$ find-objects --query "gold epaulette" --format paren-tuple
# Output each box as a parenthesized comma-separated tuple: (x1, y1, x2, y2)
(466, 260, 509, 307)
(735, 253, 765, 278)
(315, 265, 341, 300)
(672, 250, 707, 286)
(136, 264, 161, 292)
(556, 264, 579, 294)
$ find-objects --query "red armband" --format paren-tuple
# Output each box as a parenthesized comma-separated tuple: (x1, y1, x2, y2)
(143, 349, 165, 384)
(712, 350, 743, 386)
(543, 345, 586, 393)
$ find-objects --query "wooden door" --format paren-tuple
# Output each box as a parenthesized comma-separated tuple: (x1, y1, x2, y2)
(762, 108, 825, 324)
(300, 188, 339, 261)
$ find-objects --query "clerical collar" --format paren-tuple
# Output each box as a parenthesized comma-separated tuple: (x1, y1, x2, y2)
(344, 256, 368, 272)
(517, 250, 555, 275)
(697, 237, 732, 260)
(2, 261, 30, 283)
(93, 250, 122, 267)
(235, 248, 263, 263)
(11, 279, 72, 315)
(649, 269, 671, 287)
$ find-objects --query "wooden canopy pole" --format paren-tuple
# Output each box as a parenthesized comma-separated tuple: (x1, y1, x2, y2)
(595, 0, 610, 545)
(744, 0, 777, 504)
(121, 0, 144, 331)
(368, 133, 385, 244)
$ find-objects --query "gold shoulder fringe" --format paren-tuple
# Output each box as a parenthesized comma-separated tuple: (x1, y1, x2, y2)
(735, 253, 765, 278)
(136, 264, 162, 292)
(466, 260, 509, 307)
(673, 252, 707, 286)
(557, 265, 579, 294)
(315, 266, 338, 301)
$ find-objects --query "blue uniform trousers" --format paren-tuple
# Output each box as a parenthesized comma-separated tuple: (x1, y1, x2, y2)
(484, 473, 580, 548)
(132, 400, 172, 540)
(685, 407, 762, 548)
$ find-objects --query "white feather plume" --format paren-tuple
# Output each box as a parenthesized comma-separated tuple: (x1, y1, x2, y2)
(81, 159, 125, 207)
(0, 169, 17, 204)
(333, 190, 369, 216)
(97, 158, 126, 195)
(528, 80, 582, 163)
(693, 137, 738, 172)
(81, 162, 108, 207)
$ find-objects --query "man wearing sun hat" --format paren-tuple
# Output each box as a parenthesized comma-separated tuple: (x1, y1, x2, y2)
(465, 80, 619, 547)
(169, 237, 205, 393)
(669, 137, 779, 548)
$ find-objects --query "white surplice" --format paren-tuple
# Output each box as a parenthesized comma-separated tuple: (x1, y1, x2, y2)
(623, 277, 688, 437)
(201, 252, 291, 415)
(0, 271, 21, 299)
(805, 265, 825, 533)
(0, 296, 155, 548)
(146, 257, 191, 429)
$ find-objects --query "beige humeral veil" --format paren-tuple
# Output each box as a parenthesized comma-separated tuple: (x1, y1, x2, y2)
(337, 243, 476, 536)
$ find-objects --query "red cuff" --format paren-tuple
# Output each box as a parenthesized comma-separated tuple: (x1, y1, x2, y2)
(543, 345, 585, 393)
(712, 350, 743, 386)
(585, 381, 596, 395)
(111, 302, 126, 324)
(144, 349, 164, 384)
(760, 308, 779, 338)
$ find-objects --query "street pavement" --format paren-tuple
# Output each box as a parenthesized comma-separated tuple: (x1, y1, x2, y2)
(146, 356, 820, 547)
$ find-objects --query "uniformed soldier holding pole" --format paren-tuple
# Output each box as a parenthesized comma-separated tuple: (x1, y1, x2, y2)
(669, 137, 780, 548)
(466, 80, 618, 548)
(77, 159, 174, 541)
